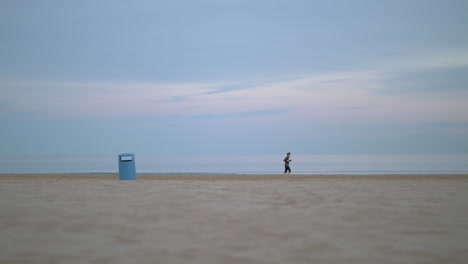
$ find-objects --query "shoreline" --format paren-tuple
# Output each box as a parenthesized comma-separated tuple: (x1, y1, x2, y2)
(1, 173, 468, 181)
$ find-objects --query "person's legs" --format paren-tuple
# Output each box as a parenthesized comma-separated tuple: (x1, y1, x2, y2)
(284, 166, 291, 174)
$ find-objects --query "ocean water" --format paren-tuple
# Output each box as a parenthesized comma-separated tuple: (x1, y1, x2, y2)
(1, 154, 467, 174)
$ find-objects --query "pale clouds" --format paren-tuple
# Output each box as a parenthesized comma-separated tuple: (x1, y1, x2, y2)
(383, 48, 468, 71)
(1, 49, 467, 127)
(0, 81, 224, 118)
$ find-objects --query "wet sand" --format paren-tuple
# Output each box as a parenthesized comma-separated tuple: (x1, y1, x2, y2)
(1, 174, 467, 264)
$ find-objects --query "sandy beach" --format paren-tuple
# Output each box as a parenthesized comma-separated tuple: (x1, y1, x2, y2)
(1, 174, 467, 264)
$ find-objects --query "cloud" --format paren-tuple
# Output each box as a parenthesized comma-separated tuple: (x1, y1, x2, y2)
(201, 83, 254, 95)
(192, 108, 291, 120)
(0, 80, 225, 118)
(386, 49, 468, 71)
(111, 108, 292, 123)
(1, 49, 467, 127)
(198, 78, 293, 95)
(379, 66, 468, 95)
(164, 95, 192, 103)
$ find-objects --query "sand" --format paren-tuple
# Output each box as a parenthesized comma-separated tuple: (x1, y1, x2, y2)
(1, 174, 467, 264)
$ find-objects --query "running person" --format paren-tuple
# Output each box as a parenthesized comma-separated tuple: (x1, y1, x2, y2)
(283, 152, 292, 174)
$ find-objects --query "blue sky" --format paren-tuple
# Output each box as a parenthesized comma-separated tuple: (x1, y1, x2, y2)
(1, 0, 467, 155)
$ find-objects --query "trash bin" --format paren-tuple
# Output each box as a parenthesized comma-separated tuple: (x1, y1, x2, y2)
(118, 153, 136, 180)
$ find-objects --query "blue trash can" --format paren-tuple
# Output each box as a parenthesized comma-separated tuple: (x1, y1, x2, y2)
(118, 153, 136, 180)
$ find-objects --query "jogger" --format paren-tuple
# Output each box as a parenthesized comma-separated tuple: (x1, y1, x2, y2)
(283, 152, 292, 174)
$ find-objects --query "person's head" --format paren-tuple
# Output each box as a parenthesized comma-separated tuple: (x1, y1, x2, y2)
(287, 152, 291, 156)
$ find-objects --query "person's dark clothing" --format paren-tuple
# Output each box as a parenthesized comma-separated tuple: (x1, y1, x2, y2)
(284, 156, 292, 173)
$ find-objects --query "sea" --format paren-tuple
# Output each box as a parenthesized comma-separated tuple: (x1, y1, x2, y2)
(1, 154, 467, 174)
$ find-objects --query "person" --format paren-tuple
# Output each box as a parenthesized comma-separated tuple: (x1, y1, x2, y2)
(283, 152, 292, 174)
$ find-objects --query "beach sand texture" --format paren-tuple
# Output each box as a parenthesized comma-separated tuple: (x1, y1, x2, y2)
(1, 174, 467, 264)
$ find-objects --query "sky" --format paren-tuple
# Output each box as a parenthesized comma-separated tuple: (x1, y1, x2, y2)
(1, 0, 467, 155)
